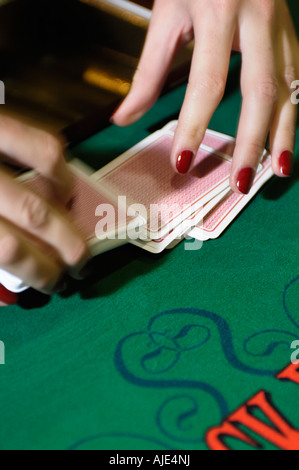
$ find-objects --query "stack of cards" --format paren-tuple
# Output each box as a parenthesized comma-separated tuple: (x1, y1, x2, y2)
(93, 121, 273, 253)
(0, 121, 274, 292)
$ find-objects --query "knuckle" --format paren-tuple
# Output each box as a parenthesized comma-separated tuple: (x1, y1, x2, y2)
(214, 0, 237, 17)
(21, 193, 49, 230)
(256, 0, 275, 23)
(182, 124, 205, 143)
(282, 65, 297, 89)
(246, 141, 265, 159)
(0, 234, 20, 266)
(254, 75, 278, 102)
(190, 73, 226, 101)
(279, 126, 296, 145)
(133, 64, 145, 84)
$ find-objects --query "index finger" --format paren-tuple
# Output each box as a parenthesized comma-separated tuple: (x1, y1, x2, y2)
(170, 11, 235, 173)
(0, 167, 89, 276)
(0, 115, 72, 204)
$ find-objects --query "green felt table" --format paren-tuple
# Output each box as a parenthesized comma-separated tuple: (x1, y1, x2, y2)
(1, 13, 299, 450)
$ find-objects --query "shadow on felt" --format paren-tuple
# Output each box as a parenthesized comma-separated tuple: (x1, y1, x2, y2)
(262, 156, 299, 201)
(61, 243, 169, 301)
(18, 243, 169, 309)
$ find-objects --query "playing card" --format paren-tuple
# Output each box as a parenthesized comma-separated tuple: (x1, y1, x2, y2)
(0, 269, 28, 294)
(188, 156, 273, 241)
(0, 121, 274, 294)
(18, 161, 141, 256)
(131, 187, 231, 254)
(94, 130, 232, 241)
(162, 121, 236, 158)
(0, 163, 142, 294)
(161, 121, 264, 173)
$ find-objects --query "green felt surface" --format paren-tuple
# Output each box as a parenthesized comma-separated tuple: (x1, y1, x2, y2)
(1, 13, 299, 450)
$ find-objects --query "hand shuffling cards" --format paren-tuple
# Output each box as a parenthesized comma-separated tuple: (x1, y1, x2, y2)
(0, 121, 274, 292)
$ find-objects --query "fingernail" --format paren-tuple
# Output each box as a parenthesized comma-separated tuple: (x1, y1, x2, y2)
(279, 150, 293, 177)
(110, 102, 122, 123)
(76, 261, 93, 280)
(53, 279, 69, 293)
(0, 285, 18, 305)
(50, 275, 69, 294)
(236, 167, 256, 195)
(70, 255, 93, 281)
(176, 151, 194, 174)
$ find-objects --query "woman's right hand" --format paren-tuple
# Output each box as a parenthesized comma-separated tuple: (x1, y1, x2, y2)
(0, 115, 90, 305)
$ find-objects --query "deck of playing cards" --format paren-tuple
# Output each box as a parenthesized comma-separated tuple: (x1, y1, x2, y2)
(93, 120, 273, 253)
(0, 121, 274, 292)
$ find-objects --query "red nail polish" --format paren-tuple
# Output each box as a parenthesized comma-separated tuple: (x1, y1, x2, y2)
(236, 167, 256, 195)
(279, 151, 293, 177)
(176, 151, 194, 174)
(0, 285, 18, 306)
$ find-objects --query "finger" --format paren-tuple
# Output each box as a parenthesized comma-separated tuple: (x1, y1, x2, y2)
(112, 0, 193, 126)
(0, 169, 90, 277)
(0, 218, 65, 294)
(270, 85, 297, 177)
(0, 115, 72, 204)
(270, 33, 298, 177)
(230, 14, 278, 194)
(170, 12, 235, 174)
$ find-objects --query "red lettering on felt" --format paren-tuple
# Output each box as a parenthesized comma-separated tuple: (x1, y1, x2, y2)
(277, 362, 299, 385)
(206, 420, 260, 451)
(206, 391, 299, 450)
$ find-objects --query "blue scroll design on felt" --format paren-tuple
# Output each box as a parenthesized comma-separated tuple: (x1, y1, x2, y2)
(113, 308, 273, 445)
(243, 275, 299, 368)
(68, 433, 173, 450)
(114, 277, 299, 445)
(283, 275, 299, 329)
(69, 276, 299, 449)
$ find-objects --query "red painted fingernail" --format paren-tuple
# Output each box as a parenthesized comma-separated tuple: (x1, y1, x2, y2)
(279, 150, 293, 177)
(109, 112, 117, 124)
(110, 103, 122, 123)
(0, 285, 18, 306)
(236, 167, 256, 195)
(176, 151, 194, 174)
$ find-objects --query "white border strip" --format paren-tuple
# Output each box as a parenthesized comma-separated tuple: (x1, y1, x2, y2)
(98, 0, 152, 20)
